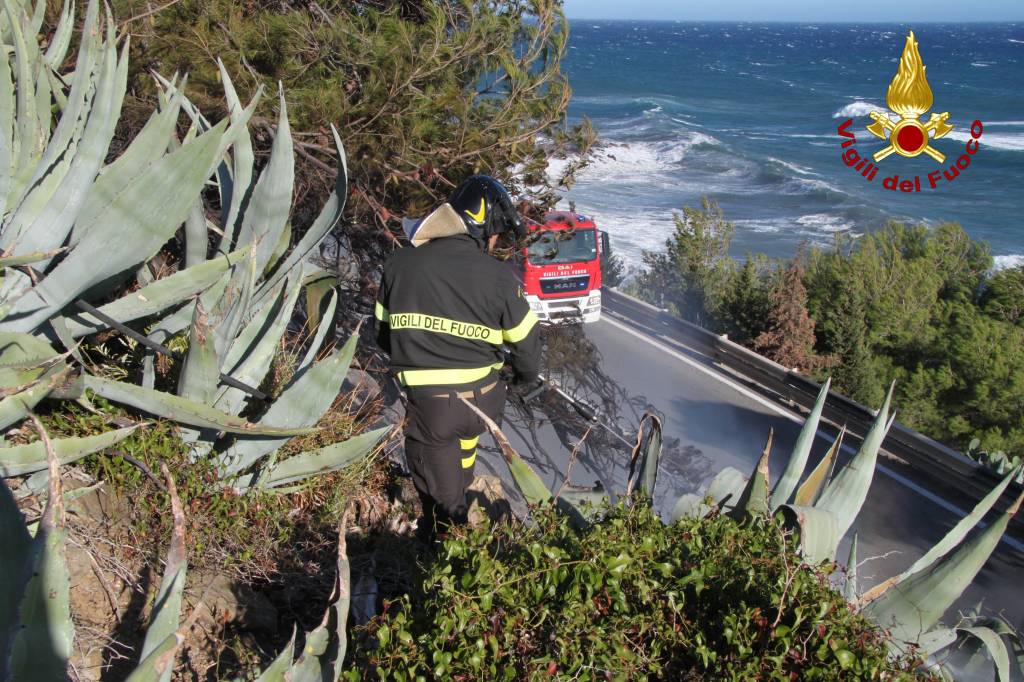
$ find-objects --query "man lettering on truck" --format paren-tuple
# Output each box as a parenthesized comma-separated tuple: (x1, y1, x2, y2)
(374, 175, 542, 533)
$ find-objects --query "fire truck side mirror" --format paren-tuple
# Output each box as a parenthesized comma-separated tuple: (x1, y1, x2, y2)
(600, 230, 610, 257)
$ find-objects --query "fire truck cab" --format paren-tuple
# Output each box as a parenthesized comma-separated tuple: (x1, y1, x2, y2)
(521, 211, 607, 325)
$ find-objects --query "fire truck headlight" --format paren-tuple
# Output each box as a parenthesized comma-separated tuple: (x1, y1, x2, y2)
(529, 301, 543, 312)
(587, 294, 601, 307)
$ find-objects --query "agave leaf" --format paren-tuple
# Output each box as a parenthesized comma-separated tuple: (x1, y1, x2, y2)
(17, 17, 125, 259)
(215, 59, 255, 251)
(183, 195, 207, 269)
(6, 1, 40, 176)
(861, 489, 1024, 643)
(844, 532, 859, 602)
(793, 425, 845, 507)
(260, 427, 388, 489)
(8, 417, 73, 682)
(83, 375, 313, 437)
(0, 332, 66, 430)
(816, 382, 894, 542)
(124, 631, 183, 682)
(71, 79, 187, 241)
(42, 0, 73, 68)
(772, 378, 830, 509)
(287, 624, 330, 682)
(917, 627, 959, 657)
(778, 503, 841, 564)
(253, 631, 297, 682)
(237, 87, 294, 276)
(0, 425, 137, 477)
(303, 272, 338, 335)
(210, 248, 258, 374)
(256, 124, 346, 302)
(63, 248, 249, 338)
(960, 626, 1011, 682)
(139, 465, 187, 682)
(704, 466, 748, 512)
(859, 466, 1021, 605)
(0, 477, 32, 674)
(177, 300, 218, 405)
(0, 248, 67, 268)
(218, 270, 301, 393)
(2, 119, 228, 333)
(0, 38, 15, 217)
(670, 492, 710, 521)
(728, 429, 773, 521)
(626, 412, 662, 499)
(218, 328, 358, 477)
(297, 289, 337, 374)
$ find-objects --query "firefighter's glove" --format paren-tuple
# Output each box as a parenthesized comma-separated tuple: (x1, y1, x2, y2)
(510, 377, 547, 403)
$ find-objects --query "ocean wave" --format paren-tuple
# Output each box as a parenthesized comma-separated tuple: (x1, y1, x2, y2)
(971, 61, 995, 67)
(832, 101, 887, 119)
(945, 130, 1024, 151)
(987, 121, 1024, 126)
(994, 255, 1024, 270)
(1009, 38, 1024, 44)
(573, 134, 723, 184)
(766, 157, 818, 176)
(795, 213, 853, 233)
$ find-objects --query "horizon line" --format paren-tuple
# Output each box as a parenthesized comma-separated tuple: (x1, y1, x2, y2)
(566, 17, 1024, 24)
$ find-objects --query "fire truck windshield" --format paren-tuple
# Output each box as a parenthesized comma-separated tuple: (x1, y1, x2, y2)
(526, 230, 597, 265)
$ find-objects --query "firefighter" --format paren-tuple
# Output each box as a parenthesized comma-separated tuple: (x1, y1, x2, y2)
(375, 175, 541, 530)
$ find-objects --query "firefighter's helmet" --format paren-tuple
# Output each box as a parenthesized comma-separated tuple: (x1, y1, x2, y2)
(447, 175, 526, 241)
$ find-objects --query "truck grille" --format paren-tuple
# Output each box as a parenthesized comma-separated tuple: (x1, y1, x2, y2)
(539, 275, 590, 296)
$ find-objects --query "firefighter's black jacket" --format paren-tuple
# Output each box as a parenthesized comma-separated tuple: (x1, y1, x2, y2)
(375, 234, 540, 387)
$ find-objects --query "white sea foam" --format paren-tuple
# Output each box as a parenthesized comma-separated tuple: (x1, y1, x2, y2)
(832, 101, 887, 119)
(945, 130, 1024, 151)
(795, 213, 853, 233)
(572, 134, 722, 185)
(994, 255, 1024, 270)
(767, 157, 817, 176)
(1008, 38, 1024, 44)
(971, 61, 995, 67)
(987, 121, 1024, 126)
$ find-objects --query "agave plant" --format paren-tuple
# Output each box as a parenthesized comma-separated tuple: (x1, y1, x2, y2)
(481, 380, 1024, 679)
(0, 422, 353, 681)
(0, 0, 389, 488)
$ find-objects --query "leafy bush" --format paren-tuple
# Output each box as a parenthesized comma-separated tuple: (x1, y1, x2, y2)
(353, 504, 930, 681)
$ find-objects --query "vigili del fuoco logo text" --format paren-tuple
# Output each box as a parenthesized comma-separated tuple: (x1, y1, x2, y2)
(836, 30, 983, 192)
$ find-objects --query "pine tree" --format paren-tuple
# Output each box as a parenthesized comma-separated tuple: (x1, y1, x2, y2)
(752, 252, 833, 373)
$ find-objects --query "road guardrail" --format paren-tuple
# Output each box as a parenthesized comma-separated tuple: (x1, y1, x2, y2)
(603, 287, 1024, 528)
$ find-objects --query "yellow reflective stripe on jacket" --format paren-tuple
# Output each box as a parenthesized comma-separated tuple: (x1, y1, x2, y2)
(388, 311, 502, 344)
(459, 436, 480, 451)
(374, 301, 389, 322)
(397, 362, 503, 387)
(502, 310, 538, 343)
(461, 450, 477, 469)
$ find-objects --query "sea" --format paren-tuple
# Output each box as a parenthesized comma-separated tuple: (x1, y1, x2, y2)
(551, 22, 1024, 273)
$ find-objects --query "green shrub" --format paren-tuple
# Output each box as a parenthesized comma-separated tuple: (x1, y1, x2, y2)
(352, 504, 931, 681)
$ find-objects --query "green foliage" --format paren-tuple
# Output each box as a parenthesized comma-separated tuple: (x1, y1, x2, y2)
(981, 265, 1024, 326)
(1, 0, 387, 490)
(634, 198, 737, 327)
(632, 205, 1024, 457)
(108, 0, 582, 230)
(354, 504, 928, 680)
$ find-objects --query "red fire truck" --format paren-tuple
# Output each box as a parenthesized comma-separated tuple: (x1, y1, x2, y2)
(521, 211, 609, 324)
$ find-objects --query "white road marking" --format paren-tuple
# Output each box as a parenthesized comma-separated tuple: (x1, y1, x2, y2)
(602, 314, 1024, 554)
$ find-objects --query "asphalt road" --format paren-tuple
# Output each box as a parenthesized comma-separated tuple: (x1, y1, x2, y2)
(474, 310, 1024, 632)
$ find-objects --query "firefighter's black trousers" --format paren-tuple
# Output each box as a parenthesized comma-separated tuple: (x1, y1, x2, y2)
(404, 374, 507, 527)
